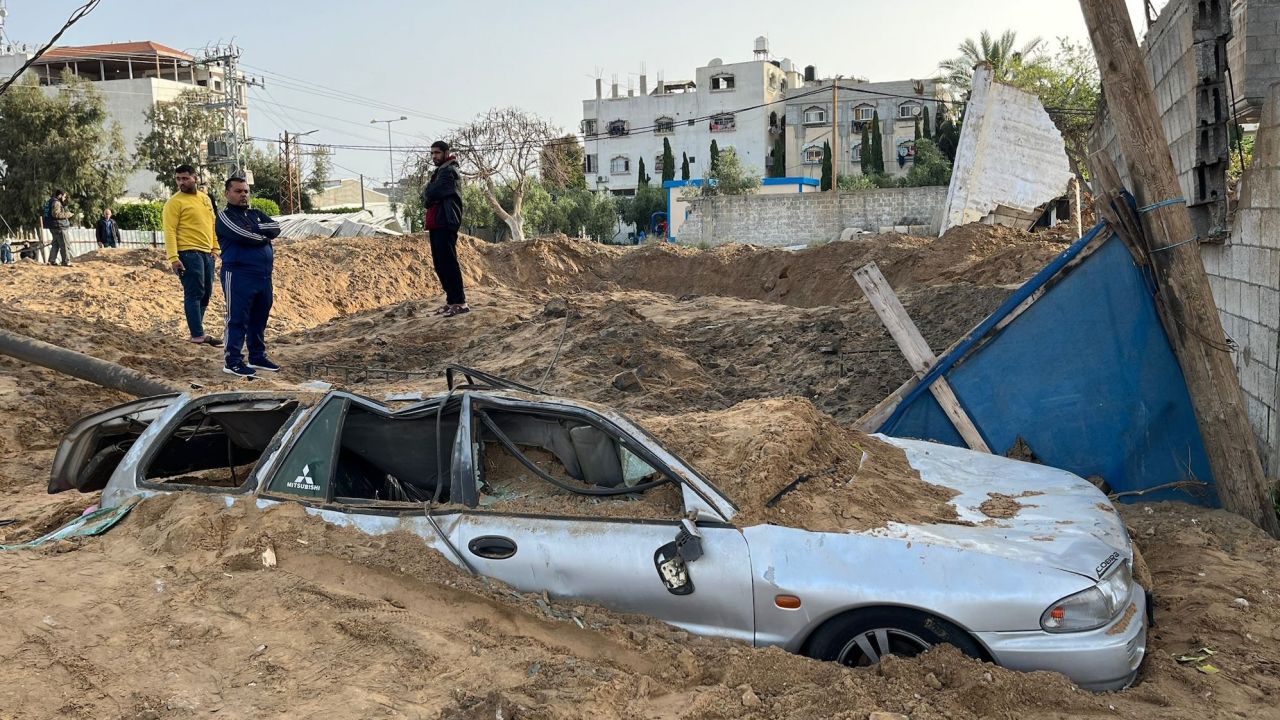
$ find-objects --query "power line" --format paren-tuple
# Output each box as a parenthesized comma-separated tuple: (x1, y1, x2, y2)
(0, 0, 104, 96)
(240, 62, 467, 126)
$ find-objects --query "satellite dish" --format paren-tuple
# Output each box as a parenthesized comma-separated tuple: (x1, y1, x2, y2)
(708, 58, 723, 67)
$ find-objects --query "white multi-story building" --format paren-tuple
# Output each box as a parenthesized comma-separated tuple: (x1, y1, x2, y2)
(1, 40, 246, 198)
(581, 38, 804, 195)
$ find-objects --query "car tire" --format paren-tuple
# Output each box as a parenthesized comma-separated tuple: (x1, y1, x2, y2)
(803, 607, 986, 668)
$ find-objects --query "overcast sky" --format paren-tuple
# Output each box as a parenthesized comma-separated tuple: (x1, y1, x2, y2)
(10, 0, 1155, 185)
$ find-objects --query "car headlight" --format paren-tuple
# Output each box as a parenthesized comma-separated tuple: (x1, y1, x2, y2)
(1041, 561, 1132, 633)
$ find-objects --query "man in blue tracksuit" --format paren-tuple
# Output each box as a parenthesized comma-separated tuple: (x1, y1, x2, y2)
(215, 177, 281, 378)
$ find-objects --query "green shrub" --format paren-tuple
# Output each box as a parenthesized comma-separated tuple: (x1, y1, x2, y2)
(112, 201, 164, 231)
(250, 197, 281, 217)
(321, 206, 364, 214)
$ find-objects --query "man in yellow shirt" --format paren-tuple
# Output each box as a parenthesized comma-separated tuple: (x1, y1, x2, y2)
(163, 164, 222, 346)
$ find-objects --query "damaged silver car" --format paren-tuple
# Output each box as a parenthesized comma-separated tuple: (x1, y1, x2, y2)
(50, 367, 1148, 691)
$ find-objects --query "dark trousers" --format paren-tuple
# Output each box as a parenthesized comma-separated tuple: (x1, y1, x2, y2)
(429, 228, 466, 305)
(48, 227, 70, 265)
(178, 250, 215, 338)
(221, 268, 273, 367)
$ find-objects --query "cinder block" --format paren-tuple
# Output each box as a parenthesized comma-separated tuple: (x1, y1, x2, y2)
(1261, 288, 1280, 331)
(1255, 325, 1280, 365)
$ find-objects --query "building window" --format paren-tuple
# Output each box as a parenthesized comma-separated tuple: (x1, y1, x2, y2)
(655, 154, 665, 175)
(655, 116, 675, 134)
(851, 144, 862, 161)
(610, 155, 630, 174)
(608, 119, 628, 137)
(582, 119, 598, 136)
(803, 145, 824, 165)
(585, 154, 598, 174)
(709, 114, 736, 132)
(898, 102, 922, 119)
(802, 106, 826, 125)
(711, 73, 735, 91)
(853, 104, 875, 121)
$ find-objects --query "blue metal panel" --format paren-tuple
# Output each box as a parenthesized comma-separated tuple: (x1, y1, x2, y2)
(880, 231, 1216, 506)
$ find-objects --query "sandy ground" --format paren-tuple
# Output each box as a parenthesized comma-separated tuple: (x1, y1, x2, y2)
(0, 228, 1278, 719)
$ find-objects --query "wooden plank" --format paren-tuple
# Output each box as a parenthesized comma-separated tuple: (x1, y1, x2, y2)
(854, 262, 992, 453)
(1082, 0, 1280, 537)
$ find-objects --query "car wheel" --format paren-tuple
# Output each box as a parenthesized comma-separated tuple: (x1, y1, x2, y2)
(804, 607, 986, 668)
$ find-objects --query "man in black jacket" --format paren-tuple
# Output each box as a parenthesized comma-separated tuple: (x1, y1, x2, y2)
(422, 140, 468, 317)
(95, 208, 119, 248)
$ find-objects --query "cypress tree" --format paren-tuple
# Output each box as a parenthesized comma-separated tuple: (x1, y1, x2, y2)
(681, 151, 690, 180)
(860, 122, 871, 176)
(637, 157, 648, 186)
(820, 141, 833, 191)
(709, 139, 721, 173)
(661, 138, 675, 182)
(922, 105, 932, 140)
(870, 111, 885, 175)
(915, 117, 922, 141)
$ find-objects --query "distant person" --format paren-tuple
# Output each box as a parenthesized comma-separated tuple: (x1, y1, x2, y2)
(0, 237, 12, 265)
(95, 208, 119, 249)
(215, 176, 281, 378)
(163, 164, 222, 347)
(18, 240, 37, 261)
(421, 140, 468, 317)
(43, 189, 73, 266)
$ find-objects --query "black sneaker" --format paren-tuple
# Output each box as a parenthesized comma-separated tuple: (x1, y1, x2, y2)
(248, 358, 281, 372)
(222, 364, 256, 378)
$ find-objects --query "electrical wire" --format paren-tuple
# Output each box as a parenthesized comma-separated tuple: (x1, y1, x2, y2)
(0, 0, 105, 96)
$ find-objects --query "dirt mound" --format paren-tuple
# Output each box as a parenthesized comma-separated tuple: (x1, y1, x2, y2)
(644, 397, 960, 532)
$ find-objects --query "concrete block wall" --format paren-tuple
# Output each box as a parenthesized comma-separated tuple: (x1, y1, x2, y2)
(1229, 0, 1280, 122)
(1201, 81, 1280, 474)
(1092, 0, 1232, 236)
(675, 186, 946, 247)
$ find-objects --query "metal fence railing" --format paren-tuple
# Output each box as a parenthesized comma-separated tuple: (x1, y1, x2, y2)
(2, 227, 164, 261)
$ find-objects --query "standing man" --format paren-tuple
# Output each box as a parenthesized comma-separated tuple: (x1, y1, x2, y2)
(422, 140, 468, 317)
(163, 164, 222, 347)
(44, 189, 73, 266)
(95, 208, 119, 248)
(216, 176, 281, 378)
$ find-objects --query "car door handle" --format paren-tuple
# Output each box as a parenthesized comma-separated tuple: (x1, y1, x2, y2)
(467, 535, 517, 560)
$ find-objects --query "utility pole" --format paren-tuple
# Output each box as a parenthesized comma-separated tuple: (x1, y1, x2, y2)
(831, 75, 841, 192)
(199, 44, 262, 179)
(281, 129, 317, 214)
(1080, 0, 1280, 537)
(371, 116, 407, 205)
(359, 173, 366, 211)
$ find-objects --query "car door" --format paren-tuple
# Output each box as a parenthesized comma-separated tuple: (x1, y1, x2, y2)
(450, 395, 756, 644)
(49, 394, 182, 493)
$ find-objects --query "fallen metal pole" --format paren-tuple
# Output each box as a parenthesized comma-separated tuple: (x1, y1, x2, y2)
(0, 328, 182, 398)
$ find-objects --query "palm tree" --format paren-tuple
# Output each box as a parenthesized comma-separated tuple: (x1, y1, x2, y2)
(938, 30, 1046, 94)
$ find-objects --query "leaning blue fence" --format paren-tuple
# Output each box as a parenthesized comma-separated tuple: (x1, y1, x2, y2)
(876, 222, 1216, 505)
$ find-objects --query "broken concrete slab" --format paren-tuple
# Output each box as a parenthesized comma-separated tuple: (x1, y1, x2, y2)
(940, 63, 1073, 235)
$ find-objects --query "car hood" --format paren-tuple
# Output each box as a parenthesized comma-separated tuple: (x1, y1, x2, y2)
(868, 436, 1133, 581)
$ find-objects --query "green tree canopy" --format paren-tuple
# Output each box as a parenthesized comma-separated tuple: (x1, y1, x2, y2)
(859, 122, 871, 175)
(709, 139, 720, 174)
(770, 136, 786, 178)
(922, 106, 932, 139)
(637, 157, 649, 186)
(704, 147, 761, 196)
(681, 152, 690, 181)
(136, 88, 224, 191)
(938, 29, 1047, 94)
(902, 139, 953, 187)
(0, 73, 130, 226)
(540, 134, 586, 192)
(869, 111, 885, 175)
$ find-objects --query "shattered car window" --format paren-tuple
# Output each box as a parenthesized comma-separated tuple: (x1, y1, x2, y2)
(473, 408, 679, 519)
